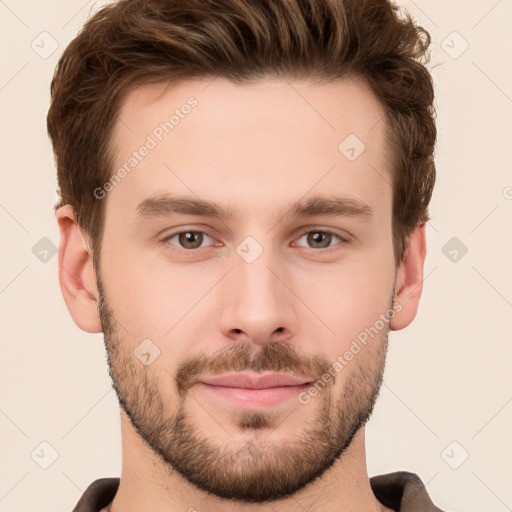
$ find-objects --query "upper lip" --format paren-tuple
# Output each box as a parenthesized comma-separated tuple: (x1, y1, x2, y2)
(197, 372, 313, 389)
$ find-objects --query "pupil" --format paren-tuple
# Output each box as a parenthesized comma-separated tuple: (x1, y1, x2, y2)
(310, 231, 329, 248)
(181, 232, 201, 248)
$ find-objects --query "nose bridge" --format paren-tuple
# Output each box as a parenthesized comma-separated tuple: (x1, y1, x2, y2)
(219, 240, 296, 342)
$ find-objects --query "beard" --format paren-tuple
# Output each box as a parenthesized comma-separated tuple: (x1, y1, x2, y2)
(95, 262, 392, 503)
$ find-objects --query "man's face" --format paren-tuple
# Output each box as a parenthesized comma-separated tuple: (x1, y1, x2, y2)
(96, 76, 398, 502)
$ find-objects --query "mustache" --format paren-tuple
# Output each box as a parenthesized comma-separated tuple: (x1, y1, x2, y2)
(175, 341, 333, 397)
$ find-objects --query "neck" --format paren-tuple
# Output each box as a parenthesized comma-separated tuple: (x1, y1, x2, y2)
(107, 413, 393, 512)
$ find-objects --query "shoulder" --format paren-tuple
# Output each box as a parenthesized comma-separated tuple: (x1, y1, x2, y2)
(71, 477, 120, 512)
(370, 471, 446, 512)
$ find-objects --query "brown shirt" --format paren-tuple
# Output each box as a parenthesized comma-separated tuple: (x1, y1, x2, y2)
(71, 471, 446, 511)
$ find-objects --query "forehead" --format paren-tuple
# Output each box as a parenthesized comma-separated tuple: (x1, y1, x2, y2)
(106, 76, 391, 225)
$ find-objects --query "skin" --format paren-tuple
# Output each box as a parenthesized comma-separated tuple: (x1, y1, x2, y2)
(56, 76, 426, 512)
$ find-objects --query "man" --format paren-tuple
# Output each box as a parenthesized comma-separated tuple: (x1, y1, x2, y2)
(48, 0, 445, 510)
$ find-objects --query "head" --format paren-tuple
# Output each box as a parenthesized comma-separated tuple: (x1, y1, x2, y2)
(50, 0, 436, 504)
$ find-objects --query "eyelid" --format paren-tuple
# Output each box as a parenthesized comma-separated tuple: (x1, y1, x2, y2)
(162, 229, 217, 250)
(295, 226, 351, 241)
(292, 227, 351, 251)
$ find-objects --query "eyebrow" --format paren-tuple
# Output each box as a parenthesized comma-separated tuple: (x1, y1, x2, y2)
(135, 193, 374, 222)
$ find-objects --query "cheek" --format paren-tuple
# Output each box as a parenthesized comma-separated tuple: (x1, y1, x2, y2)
(301, 260, 394, 344)
(304, 269, 392, 394)
(101, 245, 220, 342)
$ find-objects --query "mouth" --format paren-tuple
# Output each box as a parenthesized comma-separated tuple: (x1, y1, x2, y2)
(195, 372, 314, 409)
(197, 371, 313, 388)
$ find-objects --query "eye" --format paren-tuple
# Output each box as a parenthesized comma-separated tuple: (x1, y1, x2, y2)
(294, 229, 349, 251)
(163, 230, 216, 250)
(161, 228, 350, 254)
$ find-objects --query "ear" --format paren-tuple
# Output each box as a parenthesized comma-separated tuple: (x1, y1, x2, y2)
(389, 222, 427, 331)
(55, 204, 102, 333)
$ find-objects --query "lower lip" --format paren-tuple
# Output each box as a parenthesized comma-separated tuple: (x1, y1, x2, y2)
(197, 383, 311, 408)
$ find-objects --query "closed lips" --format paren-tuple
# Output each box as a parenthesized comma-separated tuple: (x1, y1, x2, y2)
(197, 373, 313, 389)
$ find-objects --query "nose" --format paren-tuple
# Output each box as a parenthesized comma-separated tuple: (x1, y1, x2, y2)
(218, 247, 297, 347)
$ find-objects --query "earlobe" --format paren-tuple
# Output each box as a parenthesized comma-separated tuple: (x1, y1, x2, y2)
(389, 223, 427, 331)
(56, 205, 103, 333)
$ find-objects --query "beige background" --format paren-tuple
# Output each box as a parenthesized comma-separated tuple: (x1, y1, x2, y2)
(1, 1, 511, 511)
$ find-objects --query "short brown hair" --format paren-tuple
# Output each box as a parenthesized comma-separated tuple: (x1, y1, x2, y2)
(47, 0, 436, 268)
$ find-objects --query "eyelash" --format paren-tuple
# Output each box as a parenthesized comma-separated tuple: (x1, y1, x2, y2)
(161, 228, 350, 253)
